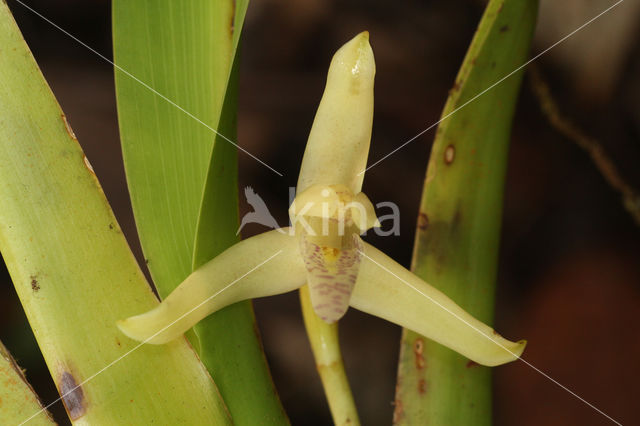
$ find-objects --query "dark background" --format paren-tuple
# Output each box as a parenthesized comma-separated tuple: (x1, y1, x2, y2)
(1, 0, 639, 424)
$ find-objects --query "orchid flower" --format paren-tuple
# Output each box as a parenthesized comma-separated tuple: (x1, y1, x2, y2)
(117, 32, 526, 367)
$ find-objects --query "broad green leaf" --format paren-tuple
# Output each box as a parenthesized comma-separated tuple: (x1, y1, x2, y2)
(113, 1, 287, 423)
(394, 0, 537, 424)
(113, 0, 238, 298)
(191, 47, 289, 425)
(0, 3, 230, 424)
(0, 341, 54, 425)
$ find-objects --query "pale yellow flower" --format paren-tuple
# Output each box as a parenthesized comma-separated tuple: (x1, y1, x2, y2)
(118, 32, 525, 367)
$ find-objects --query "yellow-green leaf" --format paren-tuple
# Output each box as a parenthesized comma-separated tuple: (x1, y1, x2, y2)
(0, 341, 54, 425)
(395, 0, 538, 424)
(0, 3, 230, 423)
(113, 1, 288, 423)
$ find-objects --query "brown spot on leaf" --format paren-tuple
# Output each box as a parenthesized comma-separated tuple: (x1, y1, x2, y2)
(466, 360, 479, 368)
(61, 114, 77, 141)
(499, 24, 509, 33)
(30, 275, 40, 292)
(417, 212, 429, 230)
(453, 207, 462, 228)
(392, 398, 404, 423)
(413, 338, 425, 369)
(229, 0, 236, 37)
(59, 371, 86, 420)
(444, 144, 455, 164)
(418, 378, 427, 394)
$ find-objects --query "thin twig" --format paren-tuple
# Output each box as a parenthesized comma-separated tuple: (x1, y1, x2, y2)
(529, 64, 640, 226)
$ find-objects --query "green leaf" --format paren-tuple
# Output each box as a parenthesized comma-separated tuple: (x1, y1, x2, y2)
(113, 0, 239, 298)
(394, 0, 537, 424)
(191, 46, 289, 426)
(0, 341, 54, 425)
(113, 1, 288, 423)
(0, 3, 231, 424)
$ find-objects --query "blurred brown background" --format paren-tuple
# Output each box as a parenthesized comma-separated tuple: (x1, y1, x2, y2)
(1, 0, 639, 424)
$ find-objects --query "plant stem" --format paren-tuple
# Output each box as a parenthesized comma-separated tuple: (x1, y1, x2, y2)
(300, 286, 360, 426)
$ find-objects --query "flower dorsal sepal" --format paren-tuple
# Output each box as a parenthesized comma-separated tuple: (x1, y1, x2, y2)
(290, 184, 379, 322)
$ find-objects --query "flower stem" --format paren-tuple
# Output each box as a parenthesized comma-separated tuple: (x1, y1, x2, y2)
(300, 285, 360, 426)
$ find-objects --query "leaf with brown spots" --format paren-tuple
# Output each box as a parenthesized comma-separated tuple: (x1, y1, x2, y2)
(395, 0, 537, 424)
(0, 341, 54, 424)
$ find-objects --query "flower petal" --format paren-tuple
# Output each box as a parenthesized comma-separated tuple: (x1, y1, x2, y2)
(350, 242, 526, 366)
(349, 191, 380, 232)
(296, 31, 375, 194)
(117, 229, 305, 344)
